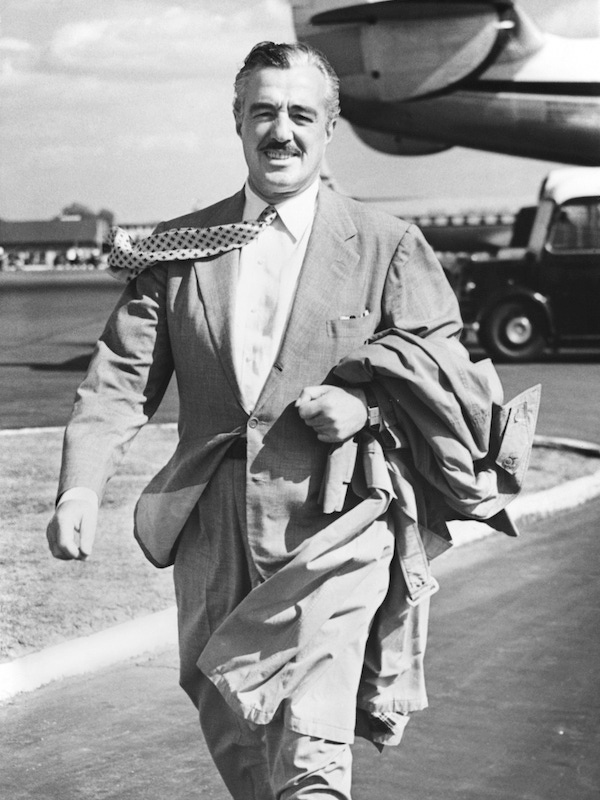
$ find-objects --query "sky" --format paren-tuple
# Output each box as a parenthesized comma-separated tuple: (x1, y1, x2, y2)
(0, 0, 598, 223)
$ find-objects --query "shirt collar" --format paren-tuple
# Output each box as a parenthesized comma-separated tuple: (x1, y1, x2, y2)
(243, 179, 319, 242)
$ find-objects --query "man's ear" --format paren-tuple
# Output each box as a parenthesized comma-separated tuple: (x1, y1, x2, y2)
(234, 111, 243, 137)
(325, 119, 336, 143)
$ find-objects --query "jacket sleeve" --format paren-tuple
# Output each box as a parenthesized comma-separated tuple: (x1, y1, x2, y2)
(58, 264, 174, 500)
(342, 222, 465, 445)
(381, 223, 463, 341)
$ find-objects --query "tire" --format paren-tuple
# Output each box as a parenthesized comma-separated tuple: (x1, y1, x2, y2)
(479, 300, 547, 362)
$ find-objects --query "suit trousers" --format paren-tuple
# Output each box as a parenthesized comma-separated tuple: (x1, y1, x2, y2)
(173, 458, 394, 799)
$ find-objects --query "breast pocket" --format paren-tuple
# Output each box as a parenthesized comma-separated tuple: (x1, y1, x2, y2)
(326, 315, 376, 339)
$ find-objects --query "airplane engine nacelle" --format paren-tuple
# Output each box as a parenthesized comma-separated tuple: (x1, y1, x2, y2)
(351, 125, 451, 155)
(293, 0, 522, 102)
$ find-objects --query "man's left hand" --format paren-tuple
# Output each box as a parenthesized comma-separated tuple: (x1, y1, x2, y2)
(295, 385, 367, 443)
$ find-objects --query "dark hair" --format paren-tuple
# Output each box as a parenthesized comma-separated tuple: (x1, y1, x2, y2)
(233, 41, 340, 131)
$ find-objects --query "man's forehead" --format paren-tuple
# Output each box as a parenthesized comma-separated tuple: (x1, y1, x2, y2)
(245, 64, 328, 105)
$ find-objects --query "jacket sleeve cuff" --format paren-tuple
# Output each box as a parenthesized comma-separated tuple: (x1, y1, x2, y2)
(57, 487, 99, 509)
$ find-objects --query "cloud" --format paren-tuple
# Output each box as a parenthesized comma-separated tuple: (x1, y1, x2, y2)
(0, 37, 32, 54)
(2, 0, 290, 220)
(526, 0, 600, 37)
(0, 36, 35, 80)
(547, 0, 600, 37)
(117, 131, 202, 154)
(39, 0, 293, 80)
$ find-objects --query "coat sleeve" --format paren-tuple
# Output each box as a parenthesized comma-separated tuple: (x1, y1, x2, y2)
(381, 223, 463, 341)
(58, 265, 174, 500)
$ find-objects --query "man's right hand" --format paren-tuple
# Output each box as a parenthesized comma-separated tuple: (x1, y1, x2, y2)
(46, 499, 98, 561)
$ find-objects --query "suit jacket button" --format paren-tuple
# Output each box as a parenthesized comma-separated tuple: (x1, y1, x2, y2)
(248, 418, 258, 429)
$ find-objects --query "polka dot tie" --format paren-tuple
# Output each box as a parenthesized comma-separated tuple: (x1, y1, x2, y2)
(107, 205, 278, 282)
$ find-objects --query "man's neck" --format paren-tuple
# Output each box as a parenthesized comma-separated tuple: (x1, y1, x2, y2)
(244, 179, 320, 241)
(244, 178, 321, 208)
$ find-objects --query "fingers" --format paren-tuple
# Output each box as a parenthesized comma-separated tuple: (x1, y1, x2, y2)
(296, 385, 368, 443)
(46, 511, 78, 560)
(295, 385, 330, 416)
(46, 500, 98, 561)
(77, 505, 98, 560)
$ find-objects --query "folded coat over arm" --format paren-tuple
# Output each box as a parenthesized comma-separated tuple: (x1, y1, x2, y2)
(198, 331, 540, 745)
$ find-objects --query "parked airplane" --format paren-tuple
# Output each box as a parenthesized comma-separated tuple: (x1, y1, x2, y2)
(292, 0, 600, 165)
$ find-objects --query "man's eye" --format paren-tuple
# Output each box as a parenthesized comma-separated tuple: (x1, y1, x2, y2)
(252, 108, 274, 120)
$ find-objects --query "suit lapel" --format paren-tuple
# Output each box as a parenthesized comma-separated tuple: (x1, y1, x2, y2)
(255, 187, 360, 409)
(191, 186, 360, 412)
(192, 190, 246, 406)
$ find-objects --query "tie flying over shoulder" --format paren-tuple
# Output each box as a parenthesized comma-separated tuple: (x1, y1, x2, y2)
(107, 205, 278, 282)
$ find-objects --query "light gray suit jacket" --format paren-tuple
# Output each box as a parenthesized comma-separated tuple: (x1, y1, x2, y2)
(58, 185, 462, 569)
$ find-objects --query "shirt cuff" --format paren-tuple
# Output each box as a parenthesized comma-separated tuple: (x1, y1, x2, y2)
(57, 487, 99, 508)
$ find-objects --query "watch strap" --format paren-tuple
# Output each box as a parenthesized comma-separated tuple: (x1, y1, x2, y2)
(363, 384, 381, 430)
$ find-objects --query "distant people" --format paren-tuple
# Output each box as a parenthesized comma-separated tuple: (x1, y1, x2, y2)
(47, 41, 533, 800)
(8, 252, 23, 270)
(66, 247, 81, 266)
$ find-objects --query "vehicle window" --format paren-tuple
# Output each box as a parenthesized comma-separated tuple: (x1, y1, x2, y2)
(547, 200, 600, 252)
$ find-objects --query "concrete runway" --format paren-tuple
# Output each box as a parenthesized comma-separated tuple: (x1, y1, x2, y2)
(2, 496, 599, 799)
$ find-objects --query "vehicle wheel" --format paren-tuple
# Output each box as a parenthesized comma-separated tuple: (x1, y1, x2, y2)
(479, 300, 547, 362)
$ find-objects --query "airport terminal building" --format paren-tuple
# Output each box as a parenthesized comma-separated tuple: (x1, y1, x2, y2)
(0, 214, 155, 270)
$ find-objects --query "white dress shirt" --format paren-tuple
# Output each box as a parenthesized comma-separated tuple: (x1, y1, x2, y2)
(59, 178, 320, 508)
(234, 180, 318, 411)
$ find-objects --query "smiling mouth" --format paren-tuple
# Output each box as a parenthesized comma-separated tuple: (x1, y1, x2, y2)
(262, 149, 300, 160)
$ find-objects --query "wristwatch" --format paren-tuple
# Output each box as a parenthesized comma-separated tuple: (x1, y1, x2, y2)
(363, 385, 381, 431)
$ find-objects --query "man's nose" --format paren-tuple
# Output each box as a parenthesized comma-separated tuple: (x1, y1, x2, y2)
(271, 113, 292, 141)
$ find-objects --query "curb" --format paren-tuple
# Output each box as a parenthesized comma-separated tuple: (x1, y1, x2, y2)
(0, 609, 178, 703)
(2, 435, 599, 704)
(447, 464, 600, 547)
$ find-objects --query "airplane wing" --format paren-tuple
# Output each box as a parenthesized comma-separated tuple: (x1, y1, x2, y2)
(294, 0, 544, 102)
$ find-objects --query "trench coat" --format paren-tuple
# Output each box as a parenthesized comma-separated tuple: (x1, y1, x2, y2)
(197, 331, 540, 745)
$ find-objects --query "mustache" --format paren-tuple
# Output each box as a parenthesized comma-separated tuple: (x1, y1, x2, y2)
(261, 141, 302, 156)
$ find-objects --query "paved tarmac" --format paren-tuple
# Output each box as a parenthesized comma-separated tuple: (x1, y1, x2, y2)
(2, 496, 599, 800)
(497, 354, 600, 443)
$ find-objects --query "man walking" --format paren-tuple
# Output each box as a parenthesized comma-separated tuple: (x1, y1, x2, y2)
(47, 41, 492, 798)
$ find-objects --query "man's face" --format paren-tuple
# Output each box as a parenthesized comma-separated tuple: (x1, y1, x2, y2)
(237, 63, 335, 203)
